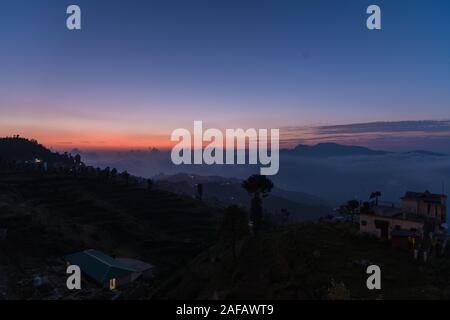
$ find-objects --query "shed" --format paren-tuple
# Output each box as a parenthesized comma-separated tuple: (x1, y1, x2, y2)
(64, 249, 136, 290)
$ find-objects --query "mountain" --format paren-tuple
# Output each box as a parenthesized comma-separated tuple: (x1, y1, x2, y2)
(281, 143, 449, 158)
(154, 173, 331, 221)
(281, 143, 389, 157)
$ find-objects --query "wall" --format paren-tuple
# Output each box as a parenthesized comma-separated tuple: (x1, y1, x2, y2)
(360, 214, 424, 239)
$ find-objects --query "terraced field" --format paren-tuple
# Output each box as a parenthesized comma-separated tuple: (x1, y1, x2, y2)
(0, 171, 221, 298)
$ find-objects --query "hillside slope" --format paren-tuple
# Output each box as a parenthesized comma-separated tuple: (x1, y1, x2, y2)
(0, 136, 73, 164)
(0, 171, 221, 299)
(150, 222, 450, 300)
(155, 173, 331, 221)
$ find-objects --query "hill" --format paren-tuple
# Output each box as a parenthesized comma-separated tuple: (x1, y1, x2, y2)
(154, 173, 331, 221)
(2, 137, 449, 300)
(150, 222, 450, 300)
(0, 170, 221, 299)
(0, 136, 74, 165)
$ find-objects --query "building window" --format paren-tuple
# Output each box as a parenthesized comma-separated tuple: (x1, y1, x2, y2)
(361, 220, 367, 226)
(109, 278, 116, 290)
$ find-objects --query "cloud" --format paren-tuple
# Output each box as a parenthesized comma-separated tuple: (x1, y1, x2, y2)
(280, 120, 450, 152)
(315, 120, 450, 135)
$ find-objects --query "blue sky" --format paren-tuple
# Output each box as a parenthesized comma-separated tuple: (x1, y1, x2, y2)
(0, 0, 449, 149)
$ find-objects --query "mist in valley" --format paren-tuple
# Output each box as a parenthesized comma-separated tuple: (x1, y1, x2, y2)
(78, 147, 450, 206)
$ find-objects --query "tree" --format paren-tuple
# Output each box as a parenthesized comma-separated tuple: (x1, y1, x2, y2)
(220, 205, 249, 261)
(196, 183, 203, 201)
(74, 154, 82, 166)
(241, 174, 274, 233)
(122, 171, 130, 185)
(103, 167, 111, 180)
(110, 168, 118, 180)
(95, 167, 101, 179)
(345, 199, 360, 223)
(360, 201, 372, 214)
(370, 191, 381, 206)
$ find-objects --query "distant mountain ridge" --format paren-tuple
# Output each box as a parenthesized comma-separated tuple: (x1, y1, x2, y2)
(72, 142, 447, 159)
(281, 143, 388, 157)
(281, 143, 447, 157)
(154, 173, 331, 221)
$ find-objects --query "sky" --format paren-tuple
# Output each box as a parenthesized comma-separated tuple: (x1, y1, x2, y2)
(0, 0, 449, 150)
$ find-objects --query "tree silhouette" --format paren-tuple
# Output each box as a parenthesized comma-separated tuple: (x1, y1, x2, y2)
(345, 199, 360, 223)
(74, 154, 82, 166)
(110, 168, 118, 180)
(122, 171, 130, 185)
(370, 191, 381, 206)
(241, 174, 274, 233)
(360, 201, 372, 214)
(103, 167, 111, 180)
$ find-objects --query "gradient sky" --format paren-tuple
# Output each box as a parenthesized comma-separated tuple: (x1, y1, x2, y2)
(0, 0, 449, 150)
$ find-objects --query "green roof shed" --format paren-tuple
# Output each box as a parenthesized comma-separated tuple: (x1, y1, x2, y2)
(64, 249, 136, 285)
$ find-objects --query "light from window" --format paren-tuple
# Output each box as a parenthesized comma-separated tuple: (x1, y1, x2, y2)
(109, 278, 116, 290)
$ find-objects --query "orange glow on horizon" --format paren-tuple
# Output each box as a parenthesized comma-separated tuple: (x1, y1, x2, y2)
(3, 125, 446, 152)
(0, 129, 176, 151)
(49, 135, 177, 151)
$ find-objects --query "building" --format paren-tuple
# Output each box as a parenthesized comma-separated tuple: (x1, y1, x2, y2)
(360, 205, 425, 240)
(360, 191, 447, 251)
(401, 191, 447, 223)
(64, 249, 138, 290)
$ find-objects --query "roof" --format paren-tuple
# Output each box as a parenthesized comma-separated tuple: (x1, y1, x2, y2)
(115, 257, 154, 273)
(402, 191, 446, 202)
(64, 249, 136, 284)
(360, 206, 426, 223)
(372, 205, 403, 218)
